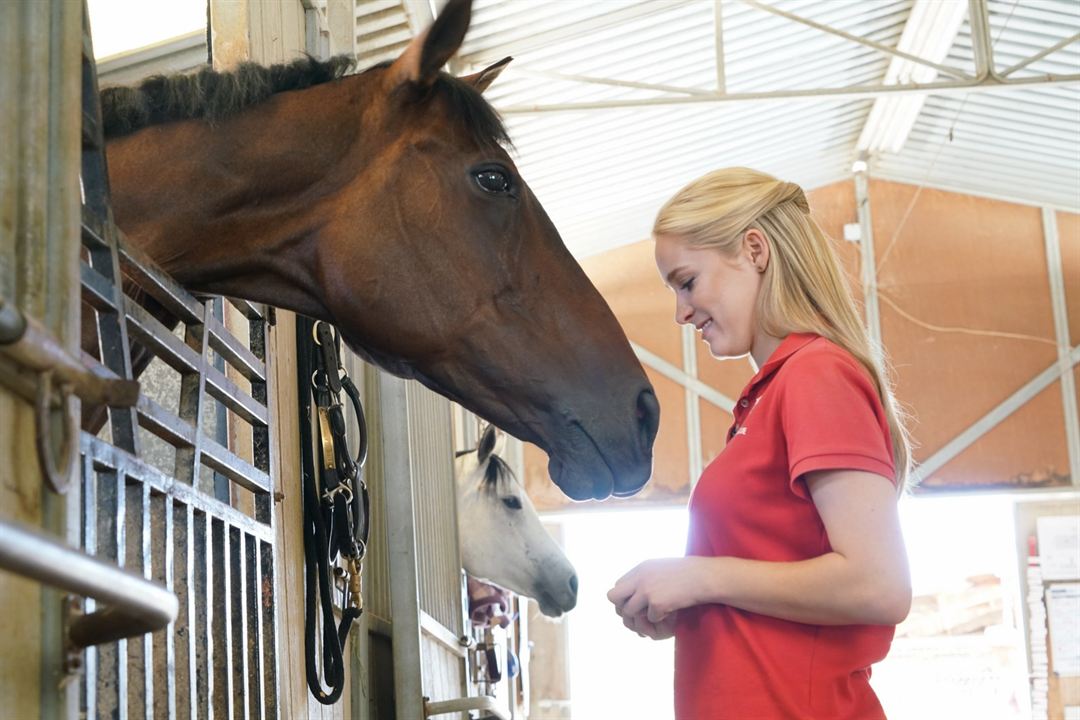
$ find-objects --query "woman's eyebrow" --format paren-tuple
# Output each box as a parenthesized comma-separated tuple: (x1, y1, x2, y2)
(665, 267, 688, 286)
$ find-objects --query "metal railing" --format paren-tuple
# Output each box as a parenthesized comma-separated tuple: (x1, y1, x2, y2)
(0, 519, 177, 651)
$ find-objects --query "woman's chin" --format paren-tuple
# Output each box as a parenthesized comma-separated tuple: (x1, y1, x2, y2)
(706, 338, 748, 361)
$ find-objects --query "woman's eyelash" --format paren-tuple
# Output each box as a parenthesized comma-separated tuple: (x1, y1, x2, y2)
(680, 278, 694, 291)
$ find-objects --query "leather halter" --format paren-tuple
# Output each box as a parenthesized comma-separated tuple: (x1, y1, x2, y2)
(298, 318, 369, 705)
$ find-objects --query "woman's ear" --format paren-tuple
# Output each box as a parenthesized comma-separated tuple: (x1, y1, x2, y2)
(744, 229, 770, 273)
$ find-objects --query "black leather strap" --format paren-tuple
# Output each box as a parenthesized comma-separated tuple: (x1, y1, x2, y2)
(298, 316, 368, 705)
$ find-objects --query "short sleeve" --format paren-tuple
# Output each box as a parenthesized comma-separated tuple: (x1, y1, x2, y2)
(778, 349, 896, 499)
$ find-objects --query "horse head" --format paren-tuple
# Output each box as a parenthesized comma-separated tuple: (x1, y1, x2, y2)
(324, 0, 658, 500)
(104, 0, 658, 501)
(456, 426, 576, 617)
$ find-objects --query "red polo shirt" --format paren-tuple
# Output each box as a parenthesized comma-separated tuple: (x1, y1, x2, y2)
(674, 333, 896, 720)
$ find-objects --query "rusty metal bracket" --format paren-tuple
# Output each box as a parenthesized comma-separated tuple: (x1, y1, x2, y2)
(0, 296, 140, 492)
(0, 296, 140, 407)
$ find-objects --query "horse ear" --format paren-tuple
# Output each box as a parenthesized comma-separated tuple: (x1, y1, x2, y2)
(477, 424, 497, 464)
(460, 57, 512, 93)
(492, 427, 508, 458)
(390, 0, 472, 89)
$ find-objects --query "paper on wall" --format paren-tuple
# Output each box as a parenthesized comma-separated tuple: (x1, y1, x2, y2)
(1046, 583, 1080, 677)
(1037, 516, 1080, 581)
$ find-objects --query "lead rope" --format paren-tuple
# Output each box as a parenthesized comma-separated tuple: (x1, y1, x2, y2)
(298, 316, 370, 705)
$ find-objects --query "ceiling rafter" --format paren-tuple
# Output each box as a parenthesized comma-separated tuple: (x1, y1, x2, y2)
(475, 0, 1077, 115)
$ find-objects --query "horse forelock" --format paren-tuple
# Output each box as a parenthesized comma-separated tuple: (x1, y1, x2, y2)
(100, 55, 356, 138)
(433, 73, 512, 151)
(480, 453, 514, 495)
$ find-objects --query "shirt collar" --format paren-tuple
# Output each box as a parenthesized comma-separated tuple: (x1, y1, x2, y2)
(745, 332, 819, 392)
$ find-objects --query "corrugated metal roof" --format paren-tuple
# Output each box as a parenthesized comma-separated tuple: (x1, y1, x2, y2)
(874, 86, 1080, 206)
(456, 0, 901, 256)
(355, 0, 415, 65)
(474, 0, 1079, 255)
(985, 0, 1079, 78)
(872, 0, 1080, 208)
(362, 0, 1079, 256)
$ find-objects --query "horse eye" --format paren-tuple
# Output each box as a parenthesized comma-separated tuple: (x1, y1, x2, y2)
(502, 496, 522, 511)
(475, 169, 510, 194)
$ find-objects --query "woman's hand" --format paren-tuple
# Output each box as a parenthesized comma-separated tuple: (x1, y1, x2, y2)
(621, 611, 677, 640)
(607, 557, 708, 631)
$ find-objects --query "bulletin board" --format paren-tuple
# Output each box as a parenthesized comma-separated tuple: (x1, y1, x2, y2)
(1015, 498, 1080, 720)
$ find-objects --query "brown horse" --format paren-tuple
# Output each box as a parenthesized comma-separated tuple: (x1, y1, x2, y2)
(100, 0, 658, 501)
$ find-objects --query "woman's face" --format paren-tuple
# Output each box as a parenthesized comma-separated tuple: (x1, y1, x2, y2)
(654, 232, 766, 360)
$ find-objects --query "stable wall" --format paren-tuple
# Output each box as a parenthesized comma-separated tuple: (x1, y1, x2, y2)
(524, 179, 1080, 511)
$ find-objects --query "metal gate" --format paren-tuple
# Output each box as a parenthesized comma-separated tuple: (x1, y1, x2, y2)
(78, 11, 282, 716)
(0, 3, 282, 717)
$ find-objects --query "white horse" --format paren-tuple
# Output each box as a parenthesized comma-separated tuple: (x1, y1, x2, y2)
(455, 426, 578, 618)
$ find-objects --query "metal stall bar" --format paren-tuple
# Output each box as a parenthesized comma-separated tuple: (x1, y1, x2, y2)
(426, 695, 511, 720)
(0, 519, 177, 647)
(79, 8, 139, 458)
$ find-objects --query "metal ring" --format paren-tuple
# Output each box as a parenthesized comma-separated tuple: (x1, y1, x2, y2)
(34, 370, 77, 494)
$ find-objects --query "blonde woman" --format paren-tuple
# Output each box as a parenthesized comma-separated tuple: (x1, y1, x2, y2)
(608, 168, 912, 719)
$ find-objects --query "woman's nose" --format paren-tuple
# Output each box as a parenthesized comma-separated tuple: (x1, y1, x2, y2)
(675, 302, 693, 325)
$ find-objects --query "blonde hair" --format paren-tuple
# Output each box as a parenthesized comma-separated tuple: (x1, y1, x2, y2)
(653, 167, 912, 493)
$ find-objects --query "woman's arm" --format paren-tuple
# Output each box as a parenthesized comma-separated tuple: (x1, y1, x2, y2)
(608, 470, 911, 628)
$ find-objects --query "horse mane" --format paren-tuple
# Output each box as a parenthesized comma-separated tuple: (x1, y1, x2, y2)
(100, 55, 356, 138)
(101, 55, 511, 149)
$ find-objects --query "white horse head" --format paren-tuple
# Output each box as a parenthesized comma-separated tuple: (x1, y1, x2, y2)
(456, 426, 578, 617)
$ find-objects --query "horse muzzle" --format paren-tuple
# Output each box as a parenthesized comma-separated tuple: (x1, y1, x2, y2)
(547, 387, 658, 501)
(534, 570, 578, 617)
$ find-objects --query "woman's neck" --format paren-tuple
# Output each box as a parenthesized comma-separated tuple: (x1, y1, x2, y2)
(750, 331, 785, 370)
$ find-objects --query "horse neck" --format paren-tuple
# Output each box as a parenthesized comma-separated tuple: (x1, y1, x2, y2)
(106, 75, 375, 321)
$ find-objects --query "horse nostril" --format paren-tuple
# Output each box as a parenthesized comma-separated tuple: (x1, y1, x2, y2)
(636, 389, 660, 454)
(568, 574, 578, 597)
